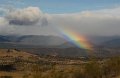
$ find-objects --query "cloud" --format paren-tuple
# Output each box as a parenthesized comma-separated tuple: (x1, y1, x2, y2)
(6, 7, 42, 25)
(0, 17, 8, 25)
(0, 17, 15, 35)
(0, 6, 120, 36)
(49, 7, 120, 36)
(41, 16, 48, 26)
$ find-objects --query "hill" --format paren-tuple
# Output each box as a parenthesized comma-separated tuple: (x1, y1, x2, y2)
(102, 38, 120, 48)
(0, 49, 119, 78)
(0, 35, 66, 48)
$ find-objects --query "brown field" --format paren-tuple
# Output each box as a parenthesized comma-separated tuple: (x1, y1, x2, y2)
(0, 49, 119, 78)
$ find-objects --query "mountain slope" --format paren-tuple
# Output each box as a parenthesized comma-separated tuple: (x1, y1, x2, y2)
(88, 36, 120, 45)
(102, 38, 120, 47)
(0, 36, 10, 42)
(0, 35, 66, 48)
(16, 35, 66, 46)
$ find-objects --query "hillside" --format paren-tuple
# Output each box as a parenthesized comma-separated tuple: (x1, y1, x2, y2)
(102, 38, 120, 48)
(0, 49, 119, 78)
(0, 35, 66, 47)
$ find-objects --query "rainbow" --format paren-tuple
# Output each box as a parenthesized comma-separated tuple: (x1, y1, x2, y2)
(59, 29, 93, 50)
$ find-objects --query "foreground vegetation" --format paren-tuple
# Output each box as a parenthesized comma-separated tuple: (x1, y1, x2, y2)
(0, 49, 119, 78)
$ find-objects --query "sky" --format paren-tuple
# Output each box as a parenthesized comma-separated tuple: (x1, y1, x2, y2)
(1, 0, 120, 13)
(0, 0, 120, 36)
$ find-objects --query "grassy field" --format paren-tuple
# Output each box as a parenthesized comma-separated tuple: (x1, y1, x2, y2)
(0, 49, 119, 78)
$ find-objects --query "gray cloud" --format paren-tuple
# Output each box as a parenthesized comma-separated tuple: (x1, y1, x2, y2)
(6, 7, 42, 25)
(0, 6, 120, 36)
(41, 17, 48, 26)
(49, 7, 120, 36)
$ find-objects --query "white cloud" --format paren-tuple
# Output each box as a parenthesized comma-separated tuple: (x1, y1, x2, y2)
(0, 17, 8, 25)
(0, 6, 120, 36)
(6, 7, 42, 25)
(49, 7, 120, 36)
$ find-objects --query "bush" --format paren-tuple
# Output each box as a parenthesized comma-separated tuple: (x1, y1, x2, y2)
(84, 61, 103, 78)
(103, 57, 120, 77)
